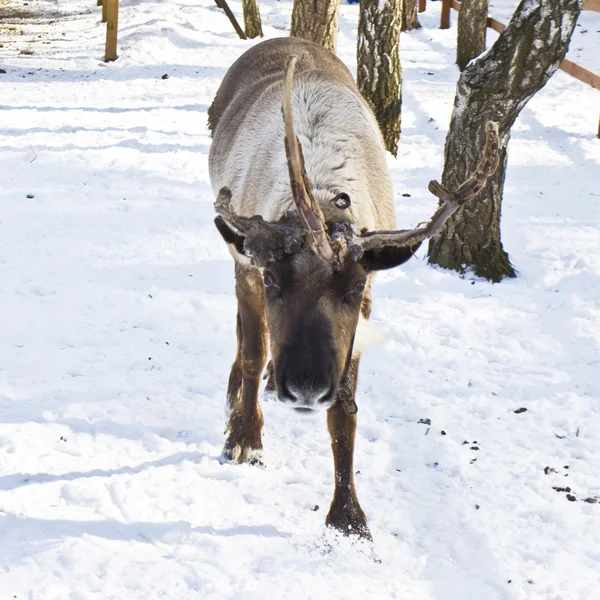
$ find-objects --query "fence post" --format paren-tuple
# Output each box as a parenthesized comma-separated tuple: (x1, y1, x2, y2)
(441, 0, 451, 28)
(440, 0, 452, 29)
(418, 0, 426, 12)
(102, 0, 107, 23)
(105, 0, 119, 61)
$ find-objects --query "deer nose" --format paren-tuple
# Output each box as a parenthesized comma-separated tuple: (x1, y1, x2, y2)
(283, 382, 336, 409)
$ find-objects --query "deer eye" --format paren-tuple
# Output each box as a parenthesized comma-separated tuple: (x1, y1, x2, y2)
(345, 281, 365, 301)
(263, 272, 281, 293)
(350, 282, 365, 295)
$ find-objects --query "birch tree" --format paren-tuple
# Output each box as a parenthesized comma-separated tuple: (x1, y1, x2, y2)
(290, 0, 340, 52)
(242, 0, 263, 38)
(357, 0, 403, 156)
(402, 0, 421, 31)
(428, 0, 582, 282)
(456, 0, 488, 70)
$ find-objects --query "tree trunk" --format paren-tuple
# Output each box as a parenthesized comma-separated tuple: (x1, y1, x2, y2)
(402, 0, 421, 31)
(456, 0, 488, 71)
(242, 0, 263, 39)
(428, 0, 582, 282)
(357, 0, 403, 156)
(290, 0, 340, 53)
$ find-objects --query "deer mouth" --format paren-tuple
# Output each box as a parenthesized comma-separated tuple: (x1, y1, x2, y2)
(293, 407, 316, 414)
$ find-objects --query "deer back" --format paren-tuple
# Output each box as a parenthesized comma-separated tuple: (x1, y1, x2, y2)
(208, 37, 397, 233)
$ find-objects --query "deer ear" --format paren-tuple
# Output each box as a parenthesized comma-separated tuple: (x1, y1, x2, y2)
(359, 242, 421, 271)
(214, 216, 247, 257)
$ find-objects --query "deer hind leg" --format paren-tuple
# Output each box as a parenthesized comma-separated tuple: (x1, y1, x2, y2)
(223, 265, 267, 465)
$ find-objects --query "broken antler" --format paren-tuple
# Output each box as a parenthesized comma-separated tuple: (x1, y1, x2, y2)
(282, 56, 334, 262)
(358, 121, 500, 253)
(214, 186, 304, 266)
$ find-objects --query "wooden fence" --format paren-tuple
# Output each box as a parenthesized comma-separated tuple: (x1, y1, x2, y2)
(95, 0, 598, 136)
(437, 0, 600, 137)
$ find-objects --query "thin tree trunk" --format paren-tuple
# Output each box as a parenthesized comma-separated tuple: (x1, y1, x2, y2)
(242, 0, 263, 39)
(402, 0, 421, 31)
(456, 0, 488, 70)
(428, 0, 582, 282)
(357, 0, 403, 156)
(290, 0, 340, 53)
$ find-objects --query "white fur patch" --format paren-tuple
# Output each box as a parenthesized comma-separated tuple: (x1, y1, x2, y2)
(224, 401, 232, 428)
(244, 448, 264, 465)
(221, 444, 264, 466)
(226, 242, 253, 268)
(353, 316, 388, 358)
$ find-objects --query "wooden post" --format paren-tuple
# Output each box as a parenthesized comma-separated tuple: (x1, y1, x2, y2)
(441, 0, 451, 28)
(418, 0, 426, 12)
(104, 0, 119, 62)
(597, 113, 600, 139)
(102, 0, 107, 23)
(97, 0, 102, 5)
(214, 0, 248, 40)
(583, 0, 600, 12)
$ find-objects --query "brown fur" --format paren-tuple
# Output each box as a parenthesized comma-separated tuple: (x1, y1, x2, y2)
(264, 252, 366, 408)
(223, 264, 267, 464)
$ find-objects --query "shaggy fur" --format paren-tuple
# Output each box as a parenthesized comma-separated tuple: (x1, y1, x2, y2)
(208, 37, 397, 235)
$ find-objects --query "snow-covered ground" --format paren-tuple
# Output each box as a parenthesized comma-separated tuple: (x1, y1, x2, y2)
(1, 1, 599, 598)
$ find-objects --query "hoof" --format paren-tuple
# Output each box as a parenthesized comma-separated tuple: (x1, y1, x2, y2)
(326, 501, 371, 540)
(221, 442, 265, 467)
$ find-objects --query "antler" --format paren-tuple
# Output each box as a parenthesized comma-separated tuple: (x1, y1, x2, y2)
(282, 56, 335, 262)
(358, 121, 500, 253)
(214, 186, 304, 266)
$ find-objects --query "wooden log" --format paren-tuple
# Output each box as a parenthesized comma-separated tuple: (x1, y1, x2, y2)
(418, 0, 426, 13)
(440, 0, 451, 28)
(104, 0, 119, 61)
(583, 0, 600, 12)
(214, 0, 248, 40)
(97, 0, 102, 6)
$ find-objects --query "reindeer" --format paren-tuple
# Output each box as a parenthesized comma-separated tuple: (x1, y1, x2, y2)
(208, 37, 499, 539)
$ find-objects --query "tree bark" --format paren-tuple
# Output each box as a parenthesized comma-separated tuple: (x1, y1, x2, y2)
(357, 0, 403, 157)
(242, 0, 263, 39)
(402, 0, 421, 31)
(290, 0, 340, 53)
(428, 0, 582, 282)
(456, 0, 488, 71)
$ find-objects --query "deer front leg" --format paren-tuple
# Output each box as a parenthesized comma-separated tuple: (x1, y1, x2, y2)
(326, 292, 372, 538)
(223, 266, 267, 465)
(325, 357, 371, 540)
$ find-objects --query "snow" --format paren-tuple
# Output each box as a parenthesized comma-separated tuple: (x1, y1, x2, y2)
(1, 0, 600, 598)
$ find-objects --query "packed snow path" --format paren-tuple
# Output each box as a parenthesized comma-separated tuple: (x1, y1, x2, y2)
(1, 1, 599, 598)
